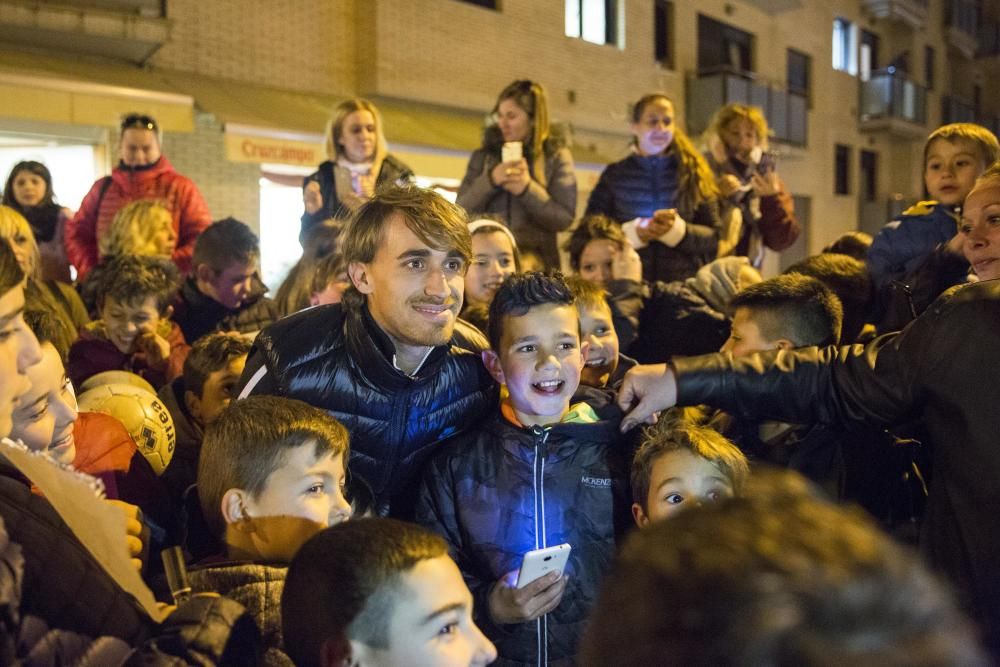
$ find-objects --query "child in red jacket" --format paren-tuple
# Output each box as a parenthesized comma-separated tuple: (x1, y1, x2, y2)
(69, 255, 189, 390)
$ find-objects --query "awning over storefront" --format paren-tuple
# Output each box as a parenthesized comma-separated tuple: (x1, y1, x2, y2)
(0, 48, 622, 170)
(0, 50, 193, 131)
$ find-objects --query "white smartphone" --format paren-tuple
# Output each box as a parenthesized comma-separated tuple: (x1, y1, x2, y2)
(502, 141, 523, 163)
(516, 543, 571, 589)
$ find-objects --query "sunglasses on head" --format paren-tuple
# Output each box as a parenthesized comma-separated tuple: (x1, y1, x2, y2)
(120, 114, 158, 132)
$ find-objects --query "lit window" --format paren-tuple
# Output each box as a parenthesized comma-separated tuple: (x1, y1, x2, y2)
(832, 18, 857, 75)
(566, 0, 620, 47)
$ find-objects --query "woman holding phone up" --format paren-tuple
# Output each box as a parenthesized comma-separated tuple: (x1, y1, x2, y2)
(586, 93, 722, 283)
(457, 80, 577, 269)
(702, 104, 799, 267)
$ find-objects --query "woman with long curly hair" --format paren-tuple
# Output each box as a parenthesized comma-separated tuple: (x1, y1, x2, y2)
(586, 93, 723, 283)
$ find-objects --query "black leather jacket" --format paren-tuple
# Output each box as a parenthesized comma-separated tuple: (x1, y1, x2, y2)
(239, 302, 497, 516)
(669, 279, 1000, 650)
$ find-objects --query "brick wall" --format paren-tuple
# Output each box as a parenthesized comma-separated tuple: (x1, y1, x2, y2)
(160, 113, 261, 235)
(152, 0, 355, 96)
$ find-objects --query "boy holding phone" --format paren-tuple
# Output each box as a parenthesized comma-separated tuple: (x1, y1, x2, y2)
(416, 272, 631, 665)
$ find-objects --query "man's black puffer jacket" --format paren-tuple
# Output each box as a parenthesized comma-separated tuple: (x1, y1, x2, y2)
(239, 302, 497, 517)
(415, 388, 633, 666)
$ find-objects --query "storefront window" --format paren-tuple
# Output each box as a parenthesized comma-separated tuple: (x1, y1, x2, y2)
(0, 143, 98, 212)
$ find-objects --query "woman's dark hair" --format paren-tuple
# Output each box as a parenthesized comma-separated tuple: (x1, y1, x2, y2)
(2, 161, 56, 211)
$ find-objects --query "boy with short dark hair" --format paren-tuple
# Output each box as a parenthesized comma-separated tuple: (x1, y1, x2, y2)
(416, 272, 631, 665)
(173, 217, 278, 343)
(564, 275, 636, 390)
(190, 395, 352, 665)
(630, 420, 748, 527)
(713, 275, 911, 522)
(785, 252, 873, 344)
(714, 276, 843, 471)
(158, 332, 252, 504)
(282, 518, 497, 667)
(67, 255, 188, 389)
(722, 273, 842, 356)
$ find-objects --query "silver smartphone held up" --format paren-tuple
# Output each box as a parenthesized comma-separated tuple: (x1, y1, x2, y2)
(502, 141, 523, 163)
(516, 543, 571, 589)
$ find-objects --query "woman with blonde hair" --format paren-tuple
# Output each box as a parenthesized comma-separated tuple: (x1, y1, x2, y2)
(98, 199, 177, 262)
(702, 103, 799, 267)
(0, 204, 88, 340)
(586, 93, 722, 283)
(457, 79, 577, 268)
(300, 99, 414, 241)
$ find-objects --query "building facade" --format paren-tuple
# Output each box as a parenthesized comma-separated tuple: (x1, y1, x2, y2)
(0, 0, 997, 277)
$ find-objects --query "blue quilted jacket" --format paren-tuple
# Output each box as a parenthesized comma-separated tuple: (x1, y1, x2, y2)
(585, 151, 722, 282)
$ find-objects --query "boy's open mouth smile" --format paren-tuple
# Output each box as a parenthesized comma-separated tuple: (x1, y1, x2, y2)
(531, 379, 565, 395)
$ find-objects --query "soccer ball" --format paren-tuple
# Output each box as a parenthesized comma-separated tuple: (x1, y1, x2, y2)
(78, 370, 157, 396)
(77, 383, 176, 476)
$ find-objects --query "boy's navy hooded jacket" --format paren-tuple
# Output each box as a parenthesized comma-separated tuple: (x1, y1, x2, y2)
(415, 388, 632, 667)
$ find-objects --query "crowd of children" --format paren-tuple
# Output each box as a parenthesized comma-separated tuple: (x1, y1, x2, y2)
(0, 90, 995, 666)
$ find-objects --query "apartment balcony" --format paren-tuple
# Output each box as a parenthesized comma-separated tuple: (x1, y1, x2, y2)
(0, 0, 169, 64)
(859, 69, 927, 138)
(942, 96, 1000, 136)
(945, 0, 979, 59)
(860, 0, 928, 30)
(942, 95, 976, 124)
(978, 21, 1000, 56)
(686, 69, 808, 146)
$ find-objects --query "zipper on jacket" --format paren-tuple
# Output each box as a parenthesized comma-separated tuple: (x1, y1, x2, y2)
(529, 424, 551, 667)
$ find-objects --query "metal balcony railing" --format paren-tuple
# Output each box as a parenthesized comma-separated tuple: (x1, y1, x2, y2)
(945, 0, 979, 58)
(859, 69, 927, 126)
(686, 68, 808, 146)
(860, 0, 928, 29)
(946, 0, 978, 37)
(977, 21, 1000, 56)
(942, 97, 1000, 137)
(942, 96, 976, 124)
